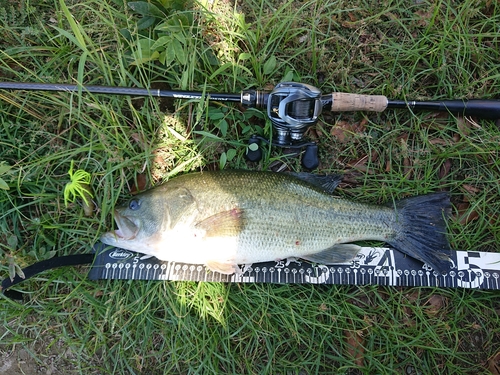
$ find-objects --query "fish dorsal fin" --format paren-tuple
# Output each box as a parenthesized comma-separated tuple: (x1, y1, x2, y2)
(195, 208, 244, 237)
(288, 173, 342, 194)
(301, 244, 361, 264)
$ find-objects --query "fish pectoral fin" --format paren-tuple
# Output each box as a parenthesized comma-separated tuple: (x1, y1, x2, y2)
(195, 208, 244, 237)
(301, 244, 362, 264)
(206, 260, 238, 275)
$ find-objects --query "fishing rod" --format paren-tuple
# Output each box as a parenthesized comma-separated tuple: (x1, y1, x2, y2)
(1, 81, 500, 168)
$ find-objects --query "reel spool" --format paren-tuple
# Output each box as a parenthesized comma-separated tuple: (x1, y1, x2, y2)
(246, 82, 323, 169)
(267, 82, 322, 144)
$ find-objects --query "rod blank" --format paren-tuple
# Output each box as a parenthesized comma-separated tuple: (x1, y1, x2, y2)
(2, 81, 500, 119)
(0, 82, 241, 102)
(387, 99, 500, 119)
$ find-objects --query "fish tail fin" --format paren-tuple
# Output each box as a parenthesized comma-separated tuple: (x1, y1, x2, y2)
(387, 192, 452, 273)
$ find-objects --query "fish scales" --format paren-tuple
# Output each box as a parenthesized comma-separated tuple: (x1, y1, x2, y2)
(169, 171, 394, 258)
(100, 170, 452, 274)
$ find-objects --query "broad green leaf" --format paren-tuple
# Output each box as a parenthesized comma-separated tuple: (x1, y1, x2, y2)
(218, 119, 228, 137)
(128, 1, 165, 17)
(241, 125, 253, 134)
(14, 264, 25, 280)
(238, 52, 252, 61)
(219, 152, 227, 169)
(151, 35, 172, 51)
(175, 13, 191, 27)
(120, 28, 132, 41)
(207, 108, 225, 120)
(180, 70, 189, 89)
(0, 162, 12, 175)
(226, 148, 237, 161)
(138, 38, 154, 54)
(172, 31, 186, 45)
(282, 69, 294, 82)
(7, 234, 18, 249)
(158, 0, 188, 11)
(137, 15, 157, 30)
(156, 17, 184, 32)
(165, 42, 176, 65)
(158, 50, 167, 65)
(171, 39, 186, 65)
(263, 55, 277, 75)
(8, 262, 15, 282)
(244, 108, 265, 119)
(172, 0, 189, 11)
(131, 38, 161, 63)
(0, 178, 9, 190)
(203, 48, 219, 66)
(248, 143, 259, 152)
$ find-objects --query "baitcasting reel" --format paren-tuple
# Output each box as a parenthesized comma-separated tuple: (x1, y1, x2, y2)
(243, 82, 323, 169)
(3, 79, 499, 170)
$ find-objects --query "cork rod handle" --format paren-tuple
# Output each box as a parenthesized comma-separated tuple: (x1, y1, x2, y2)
(331, 92, 388, 112)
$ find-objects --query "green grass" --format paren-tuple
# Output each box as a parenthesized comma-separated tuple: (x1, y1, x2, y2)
(1, 0, 499, 373)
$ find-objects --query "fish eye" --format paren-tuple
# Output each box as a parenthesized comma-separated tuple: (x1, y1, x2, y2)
(128, 199, 141, 210)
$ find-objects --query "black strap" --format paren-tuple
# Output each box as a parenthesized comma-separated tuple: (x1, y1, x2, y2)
(1, 254, 94, 300)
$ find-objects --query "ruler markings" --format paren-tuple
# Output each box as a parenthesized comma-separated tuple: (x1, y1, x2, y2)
(88, 244, 500, 290)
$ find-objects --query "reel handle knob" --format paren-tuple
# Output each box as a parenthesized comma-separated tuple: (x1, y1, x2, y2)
(246, 136, 263, 162)
(302, 144, 319, 170)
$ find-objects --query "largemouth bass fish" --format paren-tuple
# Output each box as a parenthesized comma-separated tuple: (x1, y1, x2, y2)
(100, 170, 452, 274)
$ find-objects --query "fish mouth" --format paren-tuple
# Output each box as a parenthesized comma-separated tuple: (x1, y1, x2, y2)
(110, 209, 140, 240)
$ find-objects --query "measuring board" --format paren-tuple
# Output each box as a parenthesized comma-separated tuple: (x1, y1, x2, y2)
(88, 243, 500, 290)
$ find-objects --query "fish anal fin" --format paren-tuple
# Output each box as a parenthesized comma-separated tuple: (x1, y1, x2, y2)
(301, 244, 361, 264)
(195, 208, 244, 237)
(206, 260, 238, 275)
